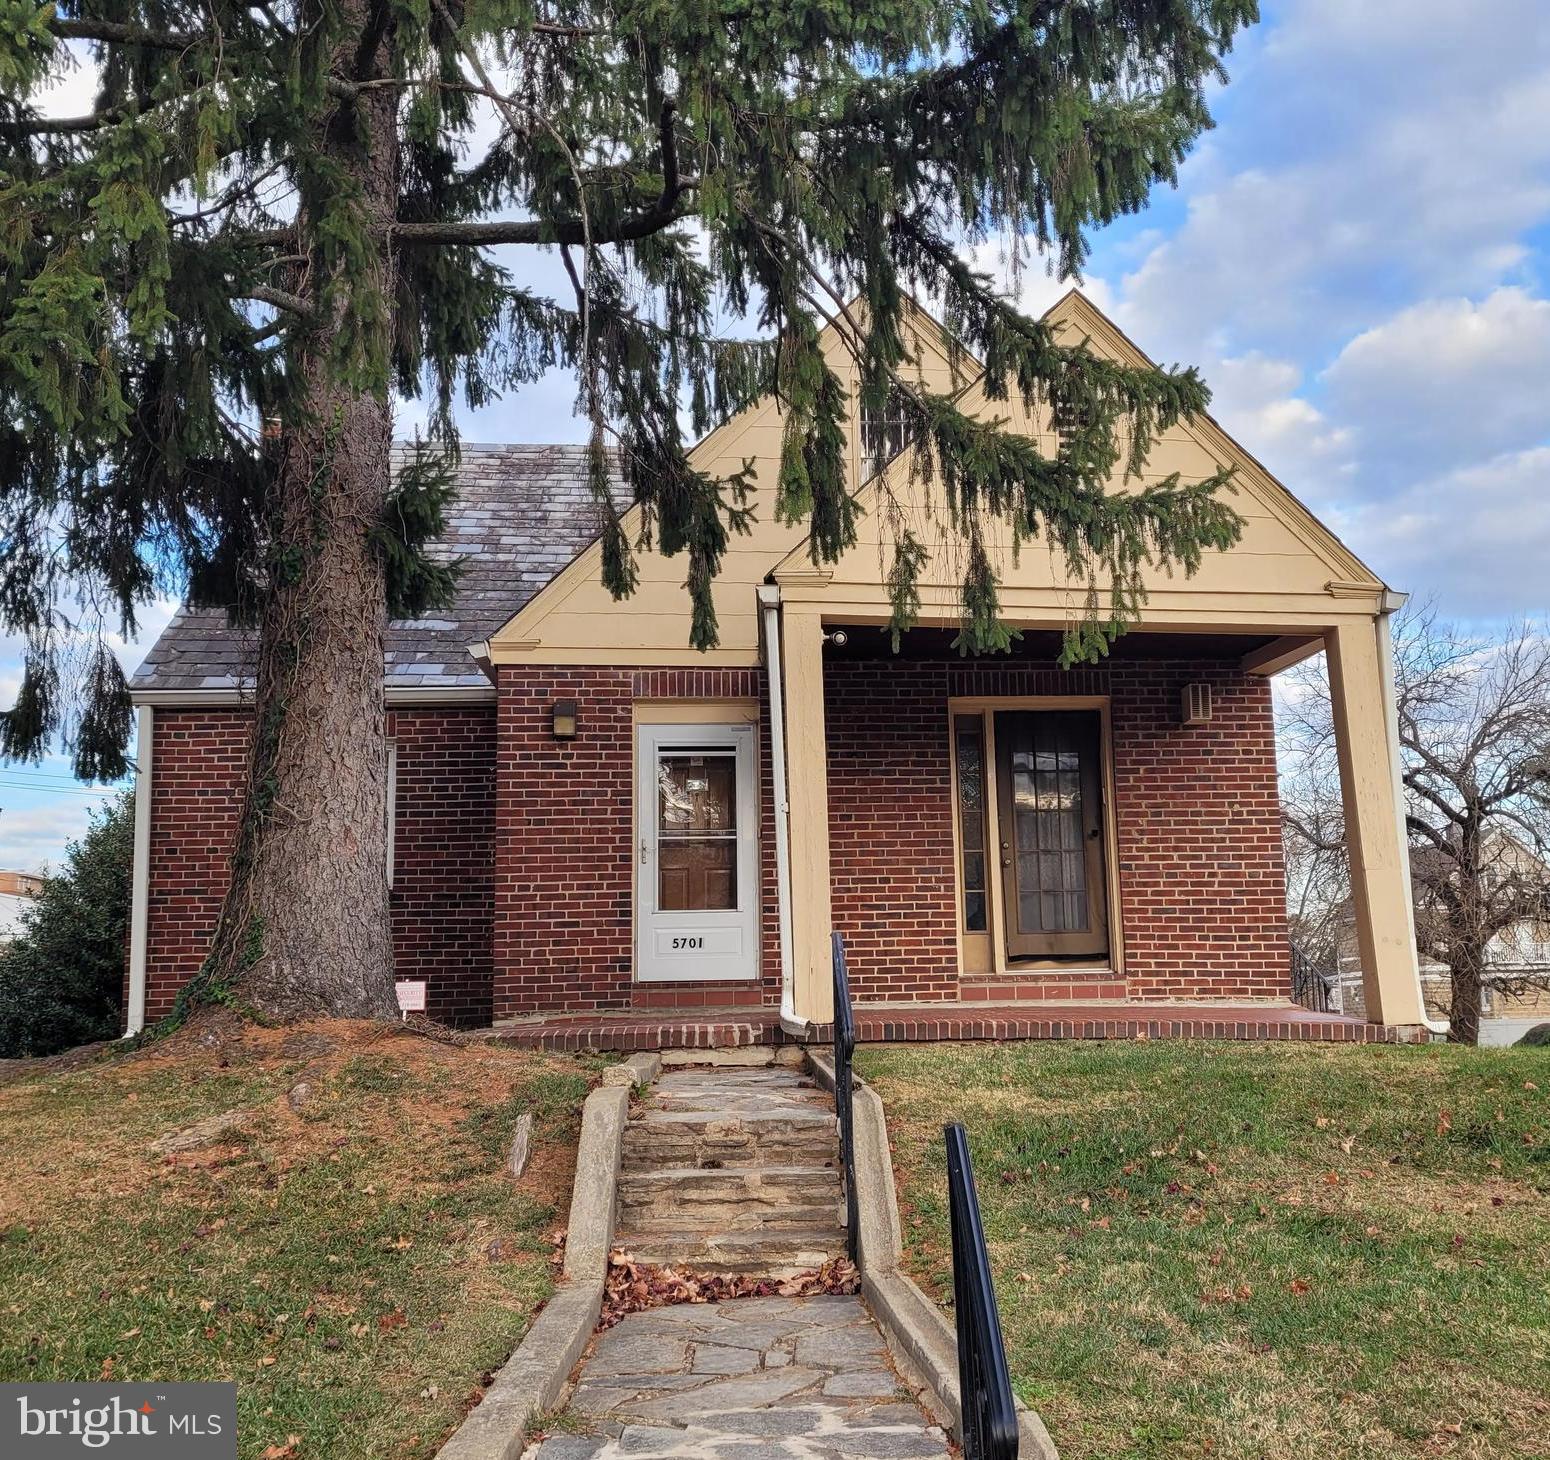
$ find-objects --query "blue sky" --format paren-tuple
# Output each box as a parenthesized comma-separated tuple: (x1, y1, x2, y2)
(3, 0, 1548, 872)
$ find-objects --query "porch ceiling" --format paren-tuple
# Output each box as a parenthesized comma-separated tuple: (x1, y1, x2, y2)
(822, 625, 1284, 662)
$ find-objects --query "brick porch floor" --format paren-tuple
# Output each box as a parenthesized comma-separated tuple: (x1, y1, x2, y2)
(483, 1001, 1416, 1052)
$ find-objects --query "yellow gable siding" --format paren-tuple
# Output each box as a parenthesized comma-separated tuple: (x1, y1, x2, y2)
(487, 301, 973, 664)
(486, 292, 1384, 664)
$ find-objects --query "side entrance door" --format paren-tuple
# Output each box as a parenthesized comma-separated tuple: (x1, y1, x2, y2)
(994, 710, 1109, 960)
(635, 722, 759, 982)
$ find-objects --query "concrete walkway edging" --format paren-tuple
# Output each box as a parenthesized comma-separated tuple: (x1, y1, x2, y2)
(601, 1050, 662, 1088)
(437, 1081, 632, 1460)
(809, 1052, 1059, 1460)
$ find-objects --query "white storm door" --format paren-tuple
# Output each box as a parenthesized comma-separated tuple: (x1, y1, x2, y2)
(636, 722, 758, 982)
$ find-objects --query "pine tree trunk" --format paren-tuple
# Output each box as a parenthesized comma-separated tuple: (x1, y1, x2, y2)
(199, 16, 401, 1023)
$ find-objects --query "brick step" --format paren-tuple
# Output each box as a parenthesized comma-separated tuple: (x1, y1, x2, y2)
(614, 1228, 848, 1279)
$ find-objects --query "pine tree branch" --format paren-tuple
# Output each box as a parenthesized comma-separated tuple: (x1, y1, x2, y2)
(4, 111, 122, 134)
(49, 18, 205, 50)
(239, 284, 314, 317)
(390, 200, 696, 247)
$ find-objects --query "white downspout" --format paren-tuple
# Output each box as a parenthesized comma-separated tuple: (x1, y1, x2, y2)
(124, 704, 154, 1037)
(759, 583, 808, 1036)
(1377, 594, 1447, 1038)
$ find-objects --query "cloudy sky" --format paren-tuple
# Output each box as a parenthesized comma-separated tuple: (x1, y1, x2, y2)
(2, 0, 1548, 872)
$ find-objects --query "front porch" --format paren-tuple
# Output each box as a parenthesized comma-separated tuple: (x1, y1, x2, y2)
(767, 615, 1425, 1032)
(487, 998, 1412, 1051)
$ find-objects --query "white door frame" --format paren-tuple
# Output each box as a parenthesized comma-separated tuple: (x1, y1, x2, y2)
(635, 721, 759, 982)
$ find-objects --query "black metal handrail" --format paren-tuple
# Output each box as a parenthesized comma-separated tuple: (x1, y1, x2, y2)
(946, 1122, 1019, 1460)
(1290, 941, 1335, 1013)
(832, 930, 858, 1262)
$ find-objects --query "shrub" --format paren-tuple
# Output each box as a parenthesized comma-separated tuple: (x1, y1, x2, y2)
(0, 792, 134, 1057)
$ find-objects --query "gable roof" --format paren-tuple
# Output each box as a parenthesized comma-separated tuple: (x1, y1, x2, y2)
(134, 291, 1394, 696)
(769, 289, 1385, 594)
(131, 444, 624, 697)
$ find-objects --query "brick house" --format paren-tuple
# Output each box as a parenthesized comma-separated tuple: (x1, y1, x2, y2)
(124, 293, 1431, 1039)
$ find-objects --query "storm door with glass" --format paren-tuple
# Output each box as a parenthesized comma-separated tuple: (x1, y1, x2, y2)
(993, 710, 1109, 959)
(635, 722, 758, 981)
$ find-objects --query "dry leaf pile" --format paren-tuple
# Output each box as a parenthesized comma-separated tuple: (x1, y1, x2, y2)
(599, 1248, 859, 1328)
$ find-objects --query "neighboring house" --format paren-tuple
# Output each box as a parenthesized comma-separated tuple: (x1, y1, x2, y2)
(0, 869, 45, 945)
(1333, 835, 1550, 1042)
(124, 293, 1429, 1036)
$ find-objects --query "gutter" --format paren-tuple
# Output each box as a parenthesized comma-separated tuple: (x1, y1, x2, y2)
(759, 583, 808, 1037)
(128, 683, 497, 708)
(1377, 591, 1448, 1038)
(124, 705, 154, 1037)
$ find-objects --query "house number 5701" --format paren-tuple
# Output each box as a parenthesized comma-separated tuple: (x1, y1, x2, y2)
(671, 937, 704, 950)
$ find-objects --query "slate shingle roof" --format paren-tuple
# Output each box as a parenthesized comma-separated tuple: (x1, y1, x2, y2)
(131, 443, 620, 695)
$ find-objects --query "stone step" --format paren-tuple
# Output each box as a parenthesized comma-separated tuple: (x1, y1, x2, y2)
(614, 1228, 848, 1279)
(618, 1164, 841, 1208)
(617, 1166, 843, 1234)
(621, 1115, 837, 1171)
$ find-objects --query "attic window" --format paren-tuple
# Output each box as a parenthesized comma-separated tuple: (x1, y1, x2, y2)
(861, 387, 916, 480)
(1052, 397, 1086, 458)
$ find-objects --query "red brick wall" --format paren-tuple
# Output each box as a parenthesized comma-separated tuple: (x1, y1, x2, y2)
(141, 711, 250, 1024)
(823, 658, 1290, 1004)
(1107, 663, 1291, 1001)
(139, 706, 496, 1027)
(492, 667, 781, 1018)
(825, 664, 959, 1002)
(139, 656, 1289, 1024)
(387, 709, 496, 1025)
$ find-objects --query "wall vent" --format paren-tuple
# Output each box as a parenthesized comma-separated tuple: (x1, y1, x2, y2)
(1180, 681, 1213, 728)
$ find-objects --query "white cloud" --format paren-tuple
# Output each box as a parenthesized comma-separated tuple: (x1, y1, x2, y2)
(1321, 288, 1550, 475)
(0, 798, 107, 875)
(1337, 445, 1550, 614)
(1108, 1, 1550, 363)
(1205, 351, 1352, 497)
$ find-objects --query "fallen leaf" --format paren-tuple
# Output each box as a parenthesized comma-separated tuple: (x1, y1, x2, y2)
(377, 1310, 408, 1331)
(1436, 1109, 1453, 1136)
(1289, 1278, 1312, 1296)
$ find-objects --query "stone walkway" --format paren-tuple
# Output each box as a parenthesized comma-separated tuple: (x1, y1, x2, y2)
(526, 1296, 950, 1460)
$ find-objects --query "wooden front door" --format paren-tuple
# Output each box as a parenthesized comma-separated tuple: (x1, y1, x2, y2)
(994, 710, 1109, 960)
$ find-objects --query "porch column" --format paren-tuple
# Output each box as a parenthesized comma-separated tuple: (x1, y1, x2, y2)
(782, 607, 834, 1024)
(1325, 618, 1425, 1026)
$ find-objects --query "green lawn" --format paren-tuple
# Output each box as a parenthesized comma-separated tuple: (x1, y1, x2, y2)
(859, 1040, 1550, 1460)
(0, 1020, 600, 1460)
